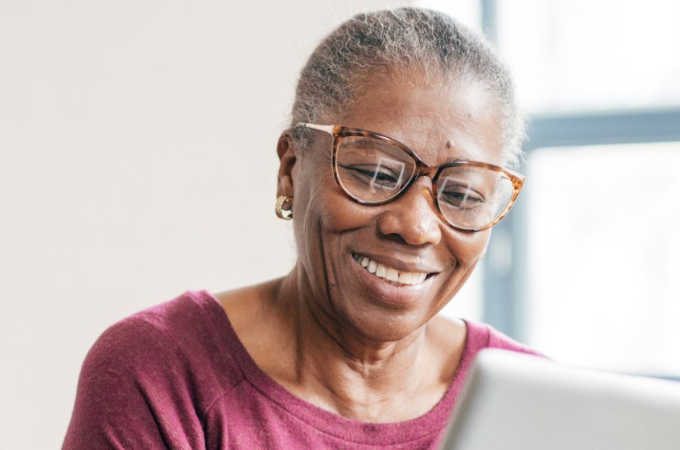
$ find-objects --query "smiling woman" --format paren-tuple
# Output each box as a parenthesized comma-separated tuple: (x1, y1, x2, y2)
(63, 7, 540, 449)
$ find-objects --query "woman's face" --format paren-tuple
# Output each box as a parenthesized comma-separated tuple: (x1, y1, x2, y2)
(284, 74, 505, 343)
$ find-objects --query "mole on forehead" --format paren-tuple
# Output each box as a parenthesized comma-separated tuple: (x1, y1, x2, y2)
(439, 136, 492, 163)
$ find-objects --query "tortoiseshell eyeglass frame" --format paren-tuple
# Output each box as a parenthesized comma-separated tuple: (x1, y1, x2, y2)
(295, 122, 526, 233)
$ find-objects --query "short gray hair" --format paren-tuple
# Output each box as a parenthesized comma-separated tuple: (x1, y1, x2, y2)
(289, 7, 525, 168)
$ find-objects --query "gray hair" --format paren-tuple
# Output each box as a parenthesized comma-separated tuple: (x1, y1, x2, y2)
(289, 7, 525, 168)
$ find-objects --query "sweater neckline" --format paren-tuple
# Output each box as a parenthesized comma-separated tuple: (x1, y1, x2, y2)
(191, 289, 486, 446)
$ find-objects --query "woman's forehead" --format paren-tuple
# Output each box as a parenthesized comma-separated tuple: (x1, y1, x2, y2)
(333, 76, 506, 165)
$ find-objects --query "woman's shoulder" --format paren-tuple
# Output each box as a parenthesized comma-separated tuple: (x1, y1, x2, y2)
(80, 290, 247, 403)
(64, 291, 247, 448)
(80, 291, 248, 406)
(89, 280, 289, 390)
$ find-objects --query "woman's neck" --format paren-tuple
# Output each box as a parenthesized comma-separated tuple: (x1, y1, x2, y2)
(272, 269, 461, 422)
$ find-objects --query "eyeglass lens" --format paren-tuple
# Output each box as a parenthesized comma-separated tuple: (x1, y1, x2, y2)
(335, 135, 515, 230)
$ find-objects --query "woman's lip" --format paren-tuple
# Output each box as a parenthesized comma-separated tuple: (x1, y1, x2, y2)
(349, 253, 435, 307)
(350, 251, 442, 275)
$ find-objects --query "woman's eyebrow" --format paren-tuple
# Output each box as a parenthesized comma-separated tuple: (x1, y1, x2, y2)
(346, 137, 380, 148)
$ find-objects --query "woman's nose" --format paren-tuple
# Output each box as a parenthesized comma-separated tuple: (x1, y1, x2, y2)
(376, 177, 443, 246)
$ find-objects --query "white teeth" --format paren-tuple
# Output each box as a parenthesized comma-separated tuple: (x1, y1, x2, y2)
(368, 260, 377, 274)
(398, 272, 413, 284)
(376, 264, 386, 278)
(385, 268, 399, 282)
(352, 253, 429, 286)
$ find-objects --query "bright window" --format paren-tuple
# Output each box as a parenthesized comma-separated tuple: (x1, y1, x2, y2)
(526, 142, 680, 375)
(497, 0, 680, 113)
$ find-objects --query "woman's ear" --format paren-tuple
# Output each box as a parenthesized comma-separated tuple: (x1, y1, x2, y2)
(276, 132, 297, 198)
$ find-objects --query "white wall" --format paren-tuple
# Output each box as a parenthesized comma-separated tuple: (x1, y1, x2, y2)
(0, 1, 414, 448)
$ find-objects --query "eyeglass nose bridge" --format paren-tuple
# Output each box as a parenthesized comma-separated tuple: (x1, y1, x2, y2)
(402, 163, 444, 208)
(414, 164, 440, 181)
(408, 163, 446, 196)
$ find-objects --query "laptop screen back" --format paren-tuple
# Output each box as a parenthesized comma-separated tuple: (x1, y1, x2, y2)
(440, 349, 680, 450)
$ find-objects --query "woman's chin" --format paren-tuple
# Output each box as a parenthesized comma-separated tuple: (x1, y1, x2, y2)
(322, 257, 444, 342)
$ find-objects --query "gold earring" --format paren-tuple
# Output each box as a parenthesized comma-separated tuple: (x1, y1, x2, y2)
(275, 195, 293, 220)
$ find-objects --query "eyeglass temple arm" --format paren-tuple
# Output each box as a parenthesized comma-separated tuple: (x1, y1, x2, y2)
(296, 122, 335, 135)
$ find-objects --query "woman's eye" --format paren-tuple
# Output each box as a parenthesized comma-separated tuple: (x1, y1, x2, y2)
(440, 189, 484, 208)
(345, 165, 399, 188)
(371, 171, 397, 183)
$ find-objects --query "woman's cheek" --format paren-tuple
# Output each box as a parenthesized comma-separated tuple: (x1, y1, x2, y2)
(444, 229, 490, 268)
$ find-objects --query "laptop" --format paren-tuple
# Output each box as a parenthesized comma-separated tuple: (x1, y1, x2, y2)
(440, 349, 680, 450)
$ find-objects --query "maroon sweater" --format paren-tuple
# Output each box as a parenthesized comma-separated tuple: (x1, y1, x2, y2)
(63, 291, 540, 449)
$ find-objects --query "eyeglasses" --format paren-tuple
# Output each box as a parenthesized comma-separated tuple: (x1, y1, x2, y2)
(295, 123, 525, 232)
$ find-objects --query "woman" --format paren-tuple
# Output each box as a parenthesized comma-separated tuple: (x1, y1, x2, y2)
(64, 7, 539, 449)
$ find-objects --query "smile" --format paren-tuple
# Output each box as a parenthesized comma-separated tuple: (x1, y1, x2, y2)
(351, 253, 429, 286)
